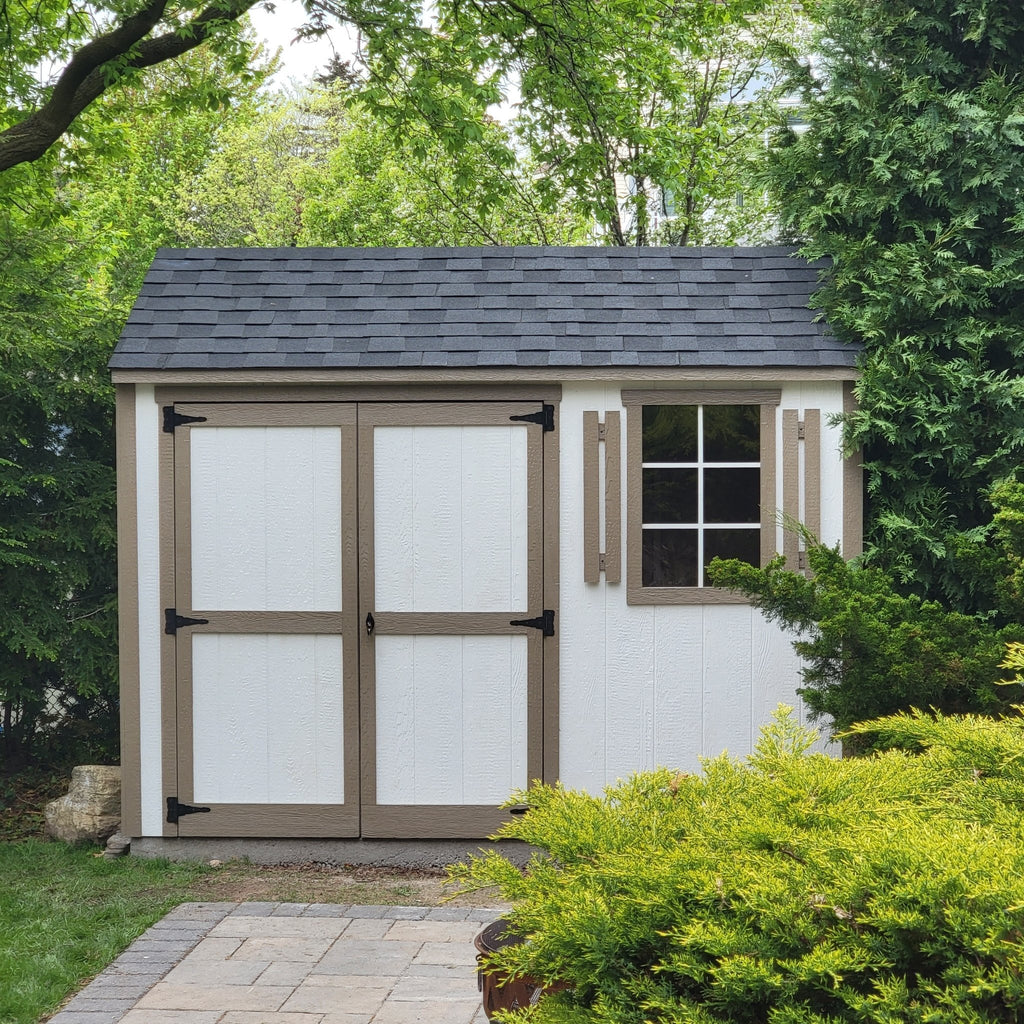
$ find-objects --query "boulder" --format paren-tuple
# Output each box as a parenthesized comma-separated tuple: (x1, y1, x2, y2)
(44, 765, 121, 845)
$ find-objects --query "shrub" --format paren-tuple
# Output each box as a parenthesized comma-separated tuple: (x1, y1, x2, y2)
(454, 709, 1024, 1023)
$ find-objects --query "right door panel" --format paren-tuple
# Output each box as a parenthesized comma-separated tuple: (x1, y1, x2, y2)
(358, 402, 547, 838)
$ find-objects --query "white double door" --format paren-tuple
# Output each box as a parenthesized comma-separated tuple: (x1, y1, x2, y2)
(168, 401, 547, 837)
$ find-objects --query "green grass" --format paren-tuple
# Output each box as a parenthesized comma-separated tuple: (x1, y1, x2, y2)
(0, 840, 214, 1024)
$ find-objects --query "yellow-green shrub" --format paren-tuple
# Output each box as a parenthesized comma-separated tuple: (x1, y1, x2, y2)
(454, 709, 1024, 1023)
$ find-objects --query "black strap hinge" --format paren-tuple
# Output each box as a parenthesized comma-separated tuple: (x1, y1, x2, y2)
(163, 406, 207, 432)
(510, 404, 554, 432)
(164, 608, 210, 635)
(510, 609, 555, 637)
(167, 796, 211, 824)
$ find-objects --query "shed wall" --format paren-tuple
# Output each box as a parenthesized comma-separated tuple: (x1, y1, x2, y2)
(556, 381, 843, 792)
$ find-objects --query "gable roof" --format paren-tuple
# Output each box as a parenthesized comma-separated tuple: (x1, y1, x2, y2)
(110, 246, 855, 371)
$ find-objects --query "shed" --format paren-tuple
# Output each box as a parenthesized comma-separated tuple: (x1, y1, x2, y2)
(111, 245, 861, 858)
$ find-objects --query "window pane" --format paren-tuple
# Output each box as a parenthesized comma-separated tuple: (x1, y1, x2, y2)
(642, 529, 698, 587)
(703, 405, 760, 461)
(704, 529, 760, 575)
(643, 468, 697, 523)
(643, 406, 697, 462)
(704, 468, 760, 524)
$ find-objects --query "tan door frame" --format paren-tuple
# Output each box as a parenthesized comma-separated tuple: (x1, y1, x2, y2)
(170, 402, 360, 837)
(357, 401, 549, 838)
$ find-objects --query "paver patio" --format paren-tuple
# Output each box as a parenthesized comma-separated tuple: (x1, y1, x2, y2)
(48, 903, 504, 1024)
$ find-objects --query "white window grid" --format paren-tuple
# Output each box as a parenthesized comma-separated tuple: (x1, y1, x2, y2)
(641, 405, 760, 587)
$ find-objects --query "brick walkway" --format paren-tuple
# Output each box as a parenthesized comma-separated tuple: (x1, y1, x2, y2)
(49, 903, 503, 1024)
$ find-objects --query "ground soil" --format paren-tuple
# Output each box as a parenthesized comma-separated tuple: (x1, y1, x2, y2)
(180, 859, 506, 907)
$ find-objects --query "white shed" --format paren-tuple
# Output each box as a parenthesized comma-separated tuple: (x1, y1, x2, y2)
(111, 246, 861, 858)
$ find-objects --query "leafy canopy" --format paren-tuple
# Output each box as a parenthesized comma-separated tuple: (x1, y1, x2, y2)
(765, 0, 1024, 608)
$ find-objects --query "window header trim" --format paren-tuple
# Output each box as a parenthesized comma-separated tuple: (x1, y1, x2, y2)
(621, 388, 782, 408)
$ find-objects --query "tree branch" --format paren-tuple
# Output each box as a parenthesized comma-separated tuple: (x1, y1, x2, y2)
(0, 0, 260, 172)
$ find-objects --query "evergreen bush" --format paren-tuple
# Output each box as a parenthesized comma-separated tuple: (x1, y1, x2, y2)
(454, 709, 1024, 1023)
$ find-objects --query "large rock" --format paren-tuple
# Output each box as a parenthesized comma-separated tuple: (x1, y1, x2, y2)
(44, 765, 121, 845)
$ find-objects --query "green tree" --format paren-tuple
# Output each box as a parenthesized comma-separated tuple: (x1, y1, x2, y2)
(0, 36, 271, 770)
(765, 0, 1024, 610)
(352, 0, 801, 245)
(169, 86, 587, 247)
(0, 0, 266, 172)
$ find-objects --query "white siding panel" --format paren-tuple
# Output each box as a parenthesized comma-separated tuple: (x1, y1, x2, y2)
(375, 635, 528, 805)
(374, 426, 528, 612)
(653, 606, 704, 773)
(702, 606, 754, 758)
(135, 387, 163, 836)
(191, 634, 344, 804)
(190, 427, 342, 611)
(605, 605, 655, 781)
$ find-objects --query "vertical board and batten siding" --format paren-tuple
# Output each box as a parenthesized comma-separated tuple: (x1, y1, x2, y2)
(134, 386, 164, 837)
(557, 382, 843, 794)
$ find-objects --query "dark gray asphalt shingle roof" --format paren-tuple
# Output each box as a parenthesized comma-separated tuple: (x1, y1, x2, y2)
(110, 246, 856, 371)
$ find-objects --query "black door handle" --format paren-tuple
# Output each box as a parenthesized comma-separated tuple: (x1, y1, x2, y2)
(366, 612, 375, 636)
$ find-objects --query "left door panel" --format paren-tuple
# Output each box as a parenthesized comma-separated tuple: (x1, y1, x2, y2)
(170, 403, 358, 837)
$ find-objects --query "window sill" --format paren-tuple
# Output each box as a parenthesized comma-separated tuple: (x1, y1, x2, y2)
(625, 585, 752, 606)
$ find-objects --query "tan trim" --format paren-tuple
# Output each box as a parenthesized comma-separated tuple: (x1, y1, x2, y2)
(173, 401, 360, 427)
(116, 366, 859, 386)
(604, 411, 622, 585)
(782, 410, 800, 570)
(542, 403, 560, 785)
(804, 409, 821, 543)
(368, 612, 542, 634)
(181, 612, 347, 633)
(360, 805, 521, 839)
(583, 412, 600, 584)
(843, 382, 864, 559)
(159, 407, 177, 836)
(179, 803, 359, 838)
(622, 388, 782, 407)
(358, 400, 551, 837)
(760, 405, 778, 567)
(115, 386, 142, 836)
(156, 383, 562, 405)
(170, 403, 360, 837)
(628, 586, 753, 606)
(625, 392, 778, 606)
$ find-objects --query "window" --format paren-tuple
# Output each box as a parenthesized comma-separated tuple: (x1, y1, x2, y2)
(622, 389, 780, 604)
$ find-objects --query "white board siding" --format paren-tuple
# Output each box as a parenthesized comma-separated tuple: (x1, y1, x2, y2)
(191, 634, 344, 804)
(373, 426, 529, 613)
(375, 635, 528, 805)
(190, 426, 343, 612)
(558, 382, 845, 790)
(135, 387, 164, 836)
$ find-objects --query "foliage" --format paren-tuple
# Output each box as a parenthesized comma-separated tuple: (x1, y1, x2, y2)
(351, 0, 801, 244)
(707, 538, 1024, 737)
(0, 840, 213, 1024)
(764, 0, 1024, 609)
(453, 708, 1024, 1024)
(0, 35, 272, 772)
(170, 85, 587, 247)
(0, 0, 266, 172)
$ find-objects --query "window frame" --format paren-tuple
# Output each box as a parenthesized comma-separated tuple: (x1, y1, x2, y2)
(622, 388, 781, 606)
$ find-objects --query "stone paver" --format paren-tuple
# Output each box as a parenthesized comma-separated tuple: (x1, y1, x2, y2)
(47, 903, 506, 1024)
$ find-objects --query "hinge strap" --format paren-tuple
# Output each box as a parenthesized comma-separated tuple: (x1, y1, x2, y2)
(510, 404, 555, 432)
(164, 608, 210, 635)
(509, 609, 555, 637)
(166, 797, 211, 824)
(163, 406, 207, 432)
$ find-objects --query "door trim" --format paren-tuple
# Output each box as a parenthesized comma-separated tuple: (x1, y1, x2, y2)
(357, 401, 550, 838)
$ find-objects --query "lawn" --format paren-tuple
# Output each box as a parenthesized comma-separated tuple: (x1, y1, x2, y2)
(0, 837, 466, 1024)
